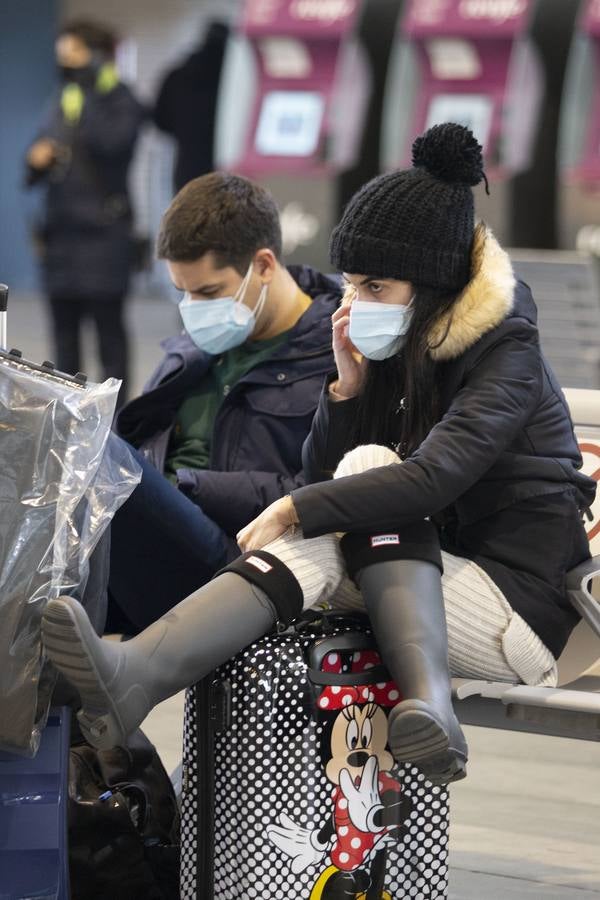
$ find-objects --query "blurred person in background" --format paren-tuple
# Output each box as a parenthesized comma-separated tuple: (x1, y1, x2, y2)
(153, 20, 229, 193)
(25, 19, 145, 404)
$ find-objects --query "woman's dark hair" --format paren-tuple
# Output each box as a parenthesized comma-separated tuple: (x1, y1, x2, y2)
(352, 285, 457, 457)
(58, 20, 118, 58)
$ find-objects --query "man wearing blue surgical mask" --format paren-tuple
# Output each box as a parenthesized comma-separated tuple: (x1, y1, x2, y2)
(103, 173, 340, 632)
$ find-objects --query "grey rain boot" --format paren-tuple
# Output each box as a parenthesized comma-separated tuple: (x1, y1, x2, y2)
(358, 559, 468, 784)
(342, 526, 468, 786)
(42, 551, 303, 750)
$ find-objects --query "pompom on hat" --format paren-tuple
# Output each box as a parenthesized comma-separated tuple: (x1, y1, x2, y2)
(329, 123, 487, 293)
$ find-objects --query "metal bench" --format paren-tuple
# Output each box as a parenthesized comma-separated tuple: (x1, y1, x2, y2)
(510, 251, 600, 389)
(452, 387, 600, 741)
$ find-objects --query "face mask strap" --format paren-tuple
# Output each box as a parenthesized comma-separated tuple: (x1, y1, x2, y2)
(233, 261, 255, 306)
(252, 282, 268, 324)
(235, 260, 268, 325)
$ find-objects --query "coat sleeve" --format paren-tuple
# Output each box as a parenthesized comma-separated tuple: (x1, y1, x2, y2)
(301, 379, 359, 484)
(292, 322, 543, 537)
(176, 467, 307, 536)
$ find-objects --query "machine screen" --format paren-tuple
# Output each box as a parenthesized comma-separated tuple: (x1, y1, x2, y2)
(425, 94, 493, 151)
(255, 91, 325, 157)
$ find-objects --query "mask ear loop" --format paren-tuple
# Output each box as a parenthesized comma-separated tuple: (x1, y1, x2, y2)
(235, 260, 269, 324)
(252, 282, 268, 323)
(234, 261, 256, 306)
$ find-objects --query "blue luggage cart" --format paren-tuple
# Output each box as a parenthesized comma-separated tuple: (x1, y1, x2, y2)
(0, 707, 70, 900)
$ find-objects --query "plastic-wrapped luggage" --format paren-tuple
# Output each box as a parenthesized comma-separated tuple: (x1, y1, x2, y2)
(180, 612, 449, 899)
(0, 346, 140, 755)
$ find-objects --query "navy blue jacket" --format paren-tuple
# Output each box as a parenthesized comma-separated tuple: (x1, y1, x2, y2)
(116, 266, 340, 535)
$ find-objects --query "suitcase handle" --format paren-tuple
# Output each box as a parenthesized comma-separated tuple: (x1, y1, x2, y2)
(308, 632, 375, 671)
(307, 632, 390, 685)
(0, 348, 88, 387)
(297, 609, 370, 635)
(307, 665, 390, 687)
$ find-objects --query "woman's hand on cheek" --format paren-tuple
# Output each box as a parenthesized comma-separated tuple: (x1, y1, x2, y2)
(331, 302, 367, 400)
(236, 496, 299, 552)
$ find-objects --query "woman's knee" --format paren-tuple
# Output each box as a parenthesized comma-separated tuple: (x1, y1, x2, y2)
(263, 530, 345, 610)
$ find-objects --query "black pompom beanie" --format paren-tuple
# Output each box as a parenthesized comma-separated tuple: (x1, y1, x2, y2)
(329, 123, 486, 293)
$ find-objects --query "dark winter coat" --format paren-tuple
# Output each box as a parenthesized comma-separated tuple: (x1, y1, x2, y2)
(116, 266, 340, 536)
(292, 226, 596, 659)
(28, 81, 145, 299)
(153, 22, 228, 191)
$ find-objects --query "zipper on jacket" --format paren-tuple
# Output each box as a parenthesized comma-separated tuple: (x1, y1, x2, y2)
(194, 677, 215, 899)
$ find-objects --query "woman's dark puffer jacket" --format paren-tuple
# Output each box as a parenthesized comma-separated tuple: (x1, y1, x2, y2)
(293, 225, 596, 659)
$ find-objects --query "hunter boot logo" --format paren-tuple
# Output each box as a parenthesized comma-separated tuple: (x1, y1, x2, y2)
(370, 535, 400, 548)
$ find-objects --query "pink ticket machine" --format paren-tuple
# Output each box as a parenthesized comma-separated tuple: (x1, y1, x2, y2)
(214, 0, 371, 270)
(559, 0, 600, 252)
(380, 0, 543, 244)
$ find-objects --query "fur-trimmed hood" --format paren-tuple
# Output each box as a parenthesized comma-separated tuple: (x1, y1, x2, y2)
(428, 223, 516, 361)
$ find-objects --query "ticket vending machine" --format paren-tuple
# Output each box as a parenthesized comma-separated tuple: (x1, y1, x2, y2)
(558, 0, 600, 252)
(380, 0, 544, 245)
(214, 0, 371, 270)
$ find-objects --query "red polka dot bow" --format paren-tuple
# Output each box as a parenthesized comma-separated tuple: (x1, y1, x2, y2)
(316, 649, 403, 710)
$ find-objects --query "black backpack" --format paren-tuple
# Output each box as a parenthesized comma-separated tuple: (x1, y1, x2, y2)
(68, 728, 180, 900)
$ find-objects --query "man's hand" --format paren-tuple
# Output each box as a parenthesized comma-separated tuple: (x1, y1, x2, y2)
(236, 495, 299, 551)
(27, 139, 57, 171)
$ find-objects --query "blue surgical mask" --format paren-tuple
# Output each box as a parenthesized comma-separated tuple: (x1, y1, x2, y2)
(348, 298, 415, 361)
(178, 263, 268, 355)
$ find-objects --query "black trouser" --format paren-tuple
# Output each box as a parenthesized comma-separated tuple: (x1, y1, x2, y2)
(48, 293, 129, 402)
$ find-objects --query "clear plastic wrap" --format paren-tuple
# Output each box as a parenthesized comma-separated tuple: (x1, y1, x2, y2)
(0, 354, 141, 755)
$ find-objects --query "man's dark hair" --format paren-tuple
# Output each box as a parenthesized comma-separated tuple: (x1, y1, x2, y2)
(156, 173, 283, 274)
(59, 20, 118, 58)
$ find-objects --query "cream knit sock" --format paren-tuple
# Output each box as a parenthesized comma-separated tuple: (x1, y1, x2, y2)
(264, 529, 345, 610)
(334, 444, 402, 479)
(442, 552, 557, 686)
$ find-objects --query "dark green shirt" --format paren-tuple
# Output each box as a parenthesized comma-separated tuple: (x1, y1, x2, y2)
(164, 331, 289, 482)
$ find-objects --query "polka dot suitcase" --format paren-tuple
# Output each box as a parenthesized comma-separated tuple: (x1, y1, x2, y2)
(180, 612, 449, 899)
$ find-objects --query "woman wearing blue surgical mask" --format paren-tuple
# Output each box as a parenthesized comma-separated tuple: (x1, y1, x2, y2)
(42, 126, 595, 798)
